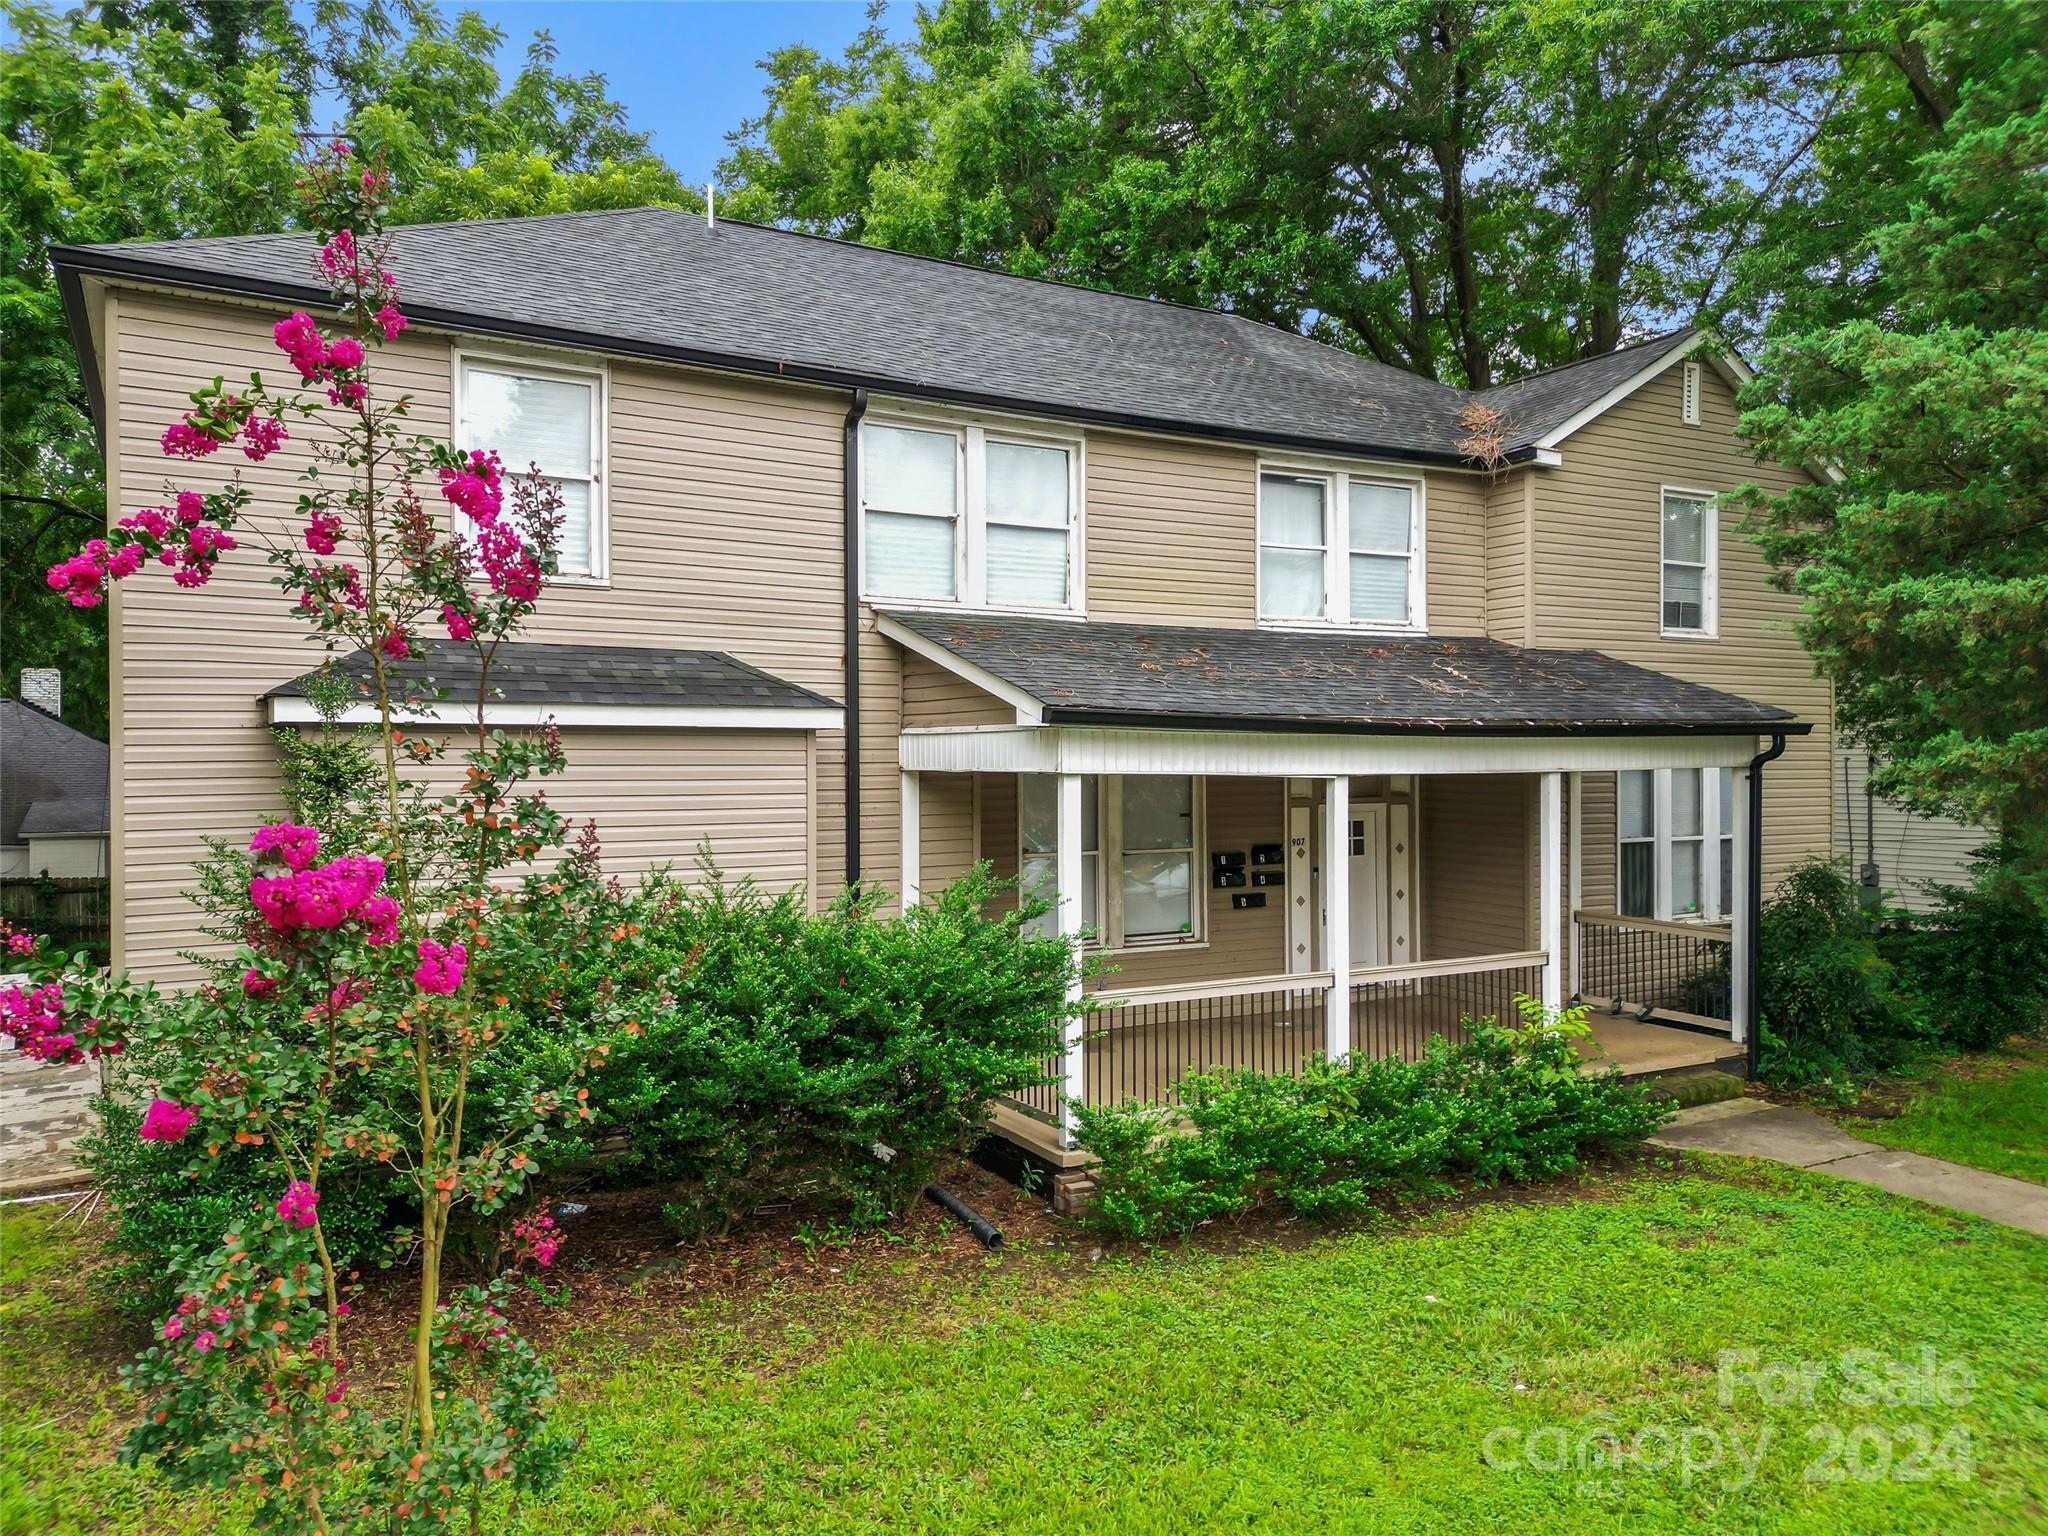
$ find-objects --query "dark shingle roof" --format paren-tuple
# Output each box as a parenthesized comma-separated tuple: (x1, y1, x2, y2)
(263, 641, 838, 713)
(51, 209, 1636, 464)
(1475, 329, 1702, 452)
(883, 611, 1802, 735)
(1, 700, 109, 846)
(16, 797, 109, 838)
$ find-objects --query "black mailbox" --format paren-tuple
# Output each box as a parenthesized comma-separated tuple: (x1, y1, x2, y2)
(1250, 843, 1285, 866)
(1251, 869, 1285, 888)
(1231, 892, 1267, 910)
(1212, 868, 1247, 889)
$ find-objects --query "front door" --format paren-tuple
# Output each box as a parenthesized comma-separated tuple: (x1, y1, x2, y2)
(1348, 805, 1387, 967)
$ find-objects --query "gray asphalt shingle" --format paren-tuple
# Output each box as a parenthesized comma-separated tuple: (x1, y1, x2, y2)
(263, 641, 838, 713)
(1, 701, 109, 847)
(54, 211, 1698, 463)
(883, 610, 1802, 735)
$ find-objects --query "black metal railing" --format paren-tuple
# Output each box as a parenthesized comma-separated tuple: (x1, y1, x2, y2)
(1575, 911, 1732, 1025)
(1084, 979, 1329, 1108)
(1348, 959, 1546, 1061)
(1004, 1046, 1065, 1125)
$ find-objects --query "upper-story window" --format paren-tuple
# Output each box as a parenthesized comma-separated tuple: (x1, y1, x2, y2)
(1660, 488, 1716, 637)
(860, 418, 1078, 611)
(1618, 767, 1735, 921)
(1258, 467, 1423, 628)
(454, 353, 606, 581)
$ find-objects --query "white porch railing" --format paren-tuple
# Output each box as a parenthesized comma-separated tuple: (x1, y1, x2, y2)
(1573, 910, 1734, 1032)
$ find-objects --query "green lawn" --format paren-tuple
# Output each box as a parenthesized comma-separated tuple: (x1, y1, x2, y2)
(1828, 1040, 2048, 1186)
(5, 1162, 2047, 1535)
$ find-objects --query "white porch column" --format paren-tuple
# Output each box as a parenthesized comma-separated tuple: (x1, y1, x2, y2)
(1537, 771, 1564, 1013)
(1323, 775, 1351, 1062)
(1567, 771, 1584, 1000)
(1730, 766, 1755, 1046)
(899, 769, 921, 910)
(1056, 772, 1088, 1146)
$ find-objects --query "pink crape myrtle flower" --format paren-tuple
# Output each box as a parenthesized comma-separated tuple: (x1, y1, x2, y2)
(249, 854, 386, 935)
(412, 939, 467, 995)
(304, 510, 343, 555)
(243, 968, 278, 998)
(380, 626, 410, 661)
(440, 604, 473, 642)
(325, 336, 365, 371)
(2, 979, 116, 1064)
(174, 490, 206, 525)
(46, 546, 108, 607)
(374, 304, 407, 340)
(277, 1180, 320, 1228)
(241, 414, 287, 461)
(273, 311, 330, 381)
(139, 1097, 198, 1142)
(437, 450, 504, 523)
(357, 894, 401, 947)
(250, 821, 321, 872)
(160, 419, 219, 458)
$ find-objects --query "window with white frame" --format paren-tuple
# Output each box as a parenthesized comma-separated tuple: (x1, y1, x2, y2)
(1017, 774, 1201, 947)
(1660, 489, 1715, 635)
(1258, 468, 1421, 628)
(455, 355, 604, 579)
(1019, 774, 1099, 939)
(1617, 767, 1735, 921)
(860, 419, 1077, 610)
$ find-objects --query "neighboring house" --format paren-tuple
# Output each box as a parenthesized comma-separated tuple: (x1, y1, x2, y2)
(1, 682, 110, 880)
(1835, 746, 1989, 913)
(50, 210, 1830, 1162)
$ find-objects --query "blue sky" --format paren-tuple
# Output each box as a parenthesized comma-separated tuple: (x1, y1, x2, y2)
(457, 1, 915, 183)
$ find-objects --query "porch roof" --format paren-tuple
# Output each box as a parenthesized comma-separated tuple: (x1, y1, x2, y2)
(879, 610, 1805, 737)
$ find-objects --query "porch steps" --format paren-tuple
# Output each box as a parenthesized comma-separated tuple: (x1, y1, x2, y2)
(1644, 1069, 1747, 1110)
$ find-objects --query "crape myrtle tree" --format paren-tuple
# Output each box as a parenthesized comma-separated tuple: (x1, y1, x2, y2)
(0, 144, 623, 1533)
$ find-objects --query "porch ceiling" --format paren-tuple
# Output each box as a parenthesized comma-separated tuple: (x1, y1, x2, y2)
(879, 610, 1805, 738)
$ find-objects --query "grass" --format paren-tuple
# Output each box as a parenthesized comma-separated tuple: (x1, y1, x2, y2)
(1826, 1039, 2048, 1186)
(5, 1162, 2047, 1535)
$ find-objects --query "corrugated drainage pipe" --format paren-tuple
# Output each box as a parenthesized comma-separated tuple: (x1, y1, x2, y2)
(924, 1182, 1004, 1249)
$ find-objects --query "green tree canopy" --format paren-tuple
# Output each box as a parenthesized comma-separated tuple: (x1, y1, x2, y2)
(1734, 9, 2048, 882)
(1, 0, 696, 734)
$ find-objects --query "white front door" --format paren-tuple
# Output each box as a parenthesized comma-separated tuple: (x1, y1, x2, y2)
(1348, 805, 1387, 968)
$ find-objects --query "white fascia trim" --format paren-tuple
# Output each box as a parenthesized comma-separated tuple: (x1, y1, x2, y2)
(268, 699, 844, 731)
(872, 611, 1047, 723)
(898, 724, 1761, 777)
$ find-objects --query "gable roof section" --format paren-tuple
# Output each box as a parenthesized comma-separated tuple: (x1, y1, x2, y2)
(1474, 329, 1708, 453)
(54, 210, 1478, 465)
(879, 610, 1803, 736)
(263, 641, 842, 729)
(1, 700, 110, 846)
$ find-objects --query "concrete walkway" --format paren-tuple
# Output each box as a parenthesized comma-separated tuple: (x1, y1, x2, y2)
(1653, 1098, 2048, 1237)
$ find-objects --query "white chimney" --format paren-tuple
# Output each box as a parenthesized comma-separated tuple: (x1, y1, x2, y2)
(19, 668, 60, 717)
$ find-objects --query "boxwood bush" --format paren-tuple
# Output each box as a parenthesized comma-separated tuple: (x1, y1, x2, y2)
(1883, 841, 2048, 1051)
(540, 864, 1082, 1233)
(1072, 1000, 1670, 1240)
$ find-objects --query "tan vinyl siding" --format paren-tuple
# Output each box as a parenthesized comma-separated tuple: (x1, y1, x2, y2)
(918, 772, 977, 893)
(109, 291, 849, 982)
(1424, 471, 1488, 637)
(1579, 772, 1618, 912)
(1834, 749, 1989, 912)
(1536, 361, 1832, 892)
(1421, 775, 1531, 958)
(901, 654, 1013, 727)
(1484, 469, 1532, 643)
(1086, 432, 1257, 624)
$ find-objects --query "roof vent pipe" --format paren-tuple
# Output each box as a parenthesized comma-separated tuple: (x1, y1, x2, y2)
(705, 184, 715, 231)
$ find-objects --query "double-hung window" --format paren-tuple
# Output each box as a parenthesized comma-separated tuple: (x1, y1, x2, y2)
(1018, 775, 1201, 947)
(1617, 767, 1736, 921)
(1660, 489, 1716, 636)
(860, 418, 1078, 611)
(455, 354, 605, 580)
(1258, 468, 1422, 628)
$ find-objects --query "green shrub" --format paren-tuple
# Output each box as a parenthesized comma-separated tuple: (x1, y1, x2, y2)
(82, 1054, 395, 1319)
(1886, 841, 2048, 1051)
(564, 864, 1081, 1232)
(1757, 860, 1928, 1086)
(1072, 1000, 1671, 1240)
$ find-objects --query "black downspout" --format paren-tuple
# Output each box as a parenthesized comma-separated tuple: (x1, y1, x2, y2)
(842, 387, 870, 892)
(1745, 731, 1789, 1078)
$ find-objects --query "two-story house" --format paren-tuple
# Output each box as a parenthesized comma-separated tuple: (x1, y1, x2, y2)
(51, 208, 1827, 1163)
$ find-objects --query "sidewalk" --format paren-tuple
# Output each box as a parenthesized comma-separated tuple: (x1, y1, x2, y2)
(1653, 1098, 2048, 1237)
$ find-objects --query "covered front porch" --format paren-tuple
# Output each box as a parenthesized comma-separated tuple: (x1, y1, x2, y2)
(881, 610, 1798, 1161)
